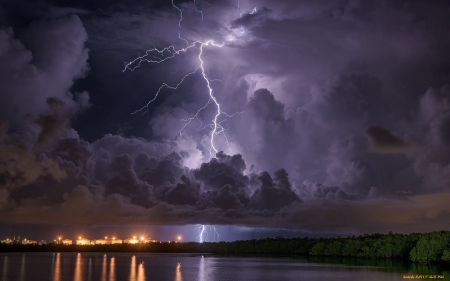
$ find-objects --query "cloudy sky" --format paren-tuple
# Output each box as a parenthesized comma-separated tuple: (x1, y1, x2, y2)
(1, 0, 450, 242)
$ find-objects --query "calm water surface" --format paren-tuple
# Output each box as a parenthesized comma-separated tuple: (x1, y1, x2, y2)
(0, 253, 448, 281)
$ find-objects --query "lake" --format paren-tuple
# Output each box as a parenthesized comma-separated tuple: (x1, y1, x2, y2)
(0, 252, 448, 281)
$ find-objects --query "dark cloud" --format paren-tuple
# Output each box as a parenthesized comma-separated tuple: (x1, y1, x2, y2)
(275, 193, 450, 234)
(157, 175, 199, 206)
(139, 152, 187, 187)
(231, 7, 272, 28)
(214, 184, 243, 210)
(0, 121, 66, 192)
(300, 180, 357, 201)
(250, 170, 301, 211)
(365, 124, 422, 154)
(31, 98, 71, 151)
(0, 115, 304, 226)
(53, 137, 93, 169)
(194, 152, 248, 191)
(1, 118, 450, 234)
(0, 14, 90, 129)
(105, 154, 156, 207)
(193, 152, 251, 208)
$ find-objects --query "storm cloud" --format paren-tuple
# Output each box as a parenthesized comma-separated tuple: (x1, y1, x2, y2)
(1, 0, 450, 236)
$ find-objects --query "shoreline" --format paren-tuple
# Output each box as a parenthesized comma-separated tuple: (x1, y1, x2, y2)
(1, 230, 450, 264)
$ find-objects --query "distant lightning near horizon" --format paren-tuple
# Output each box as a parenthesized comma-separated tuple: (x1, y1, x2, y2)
(196, 225, 220, 243)
(122, 0, 254, 243)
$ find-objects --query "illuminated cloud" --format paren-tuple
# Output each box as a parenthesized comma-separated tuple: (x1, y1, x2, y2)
(1, 0, 450, 238)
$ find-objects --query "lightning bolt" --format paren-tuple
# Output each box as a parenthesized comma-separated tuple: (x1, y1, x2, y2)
(237, 0, 257, 17)
(199, 225, 205, 243)
(236, 1, 258, 35)
(123, 0, 247, 244)
(172, 0, 183, 27)
(123, 0, 244, 157)
(196, 225, 220, 243)
(194, 0, 203, 21)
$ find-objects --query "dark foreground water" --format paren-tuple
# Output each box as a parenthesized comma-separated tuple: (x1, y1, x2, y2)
(0, 253, 448, 281)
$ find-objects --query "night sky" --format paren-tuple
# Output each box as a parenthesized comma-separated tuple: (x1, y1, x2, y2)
(1, 0, 450, 242)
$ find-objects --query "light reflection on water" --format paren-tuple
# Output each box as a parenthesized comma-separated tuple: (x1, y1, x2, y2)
(137, 262, 145, 281)
(101, 254, 107, 281)
(129, 256, 136, 281)
(198, 255, 214, 281)
(130, 255, 146, 281)
(53, 253, 60, 281)
(19, 255, 25, 281)
(174, 262, 182, 281)
(109, 257, 115, 281)
(198, 256, 204, 281)
(87, 258, 92, 281)
(2, 256, 8, 281)
(73, 253, 82, 281)
(0, 253, 445, 281)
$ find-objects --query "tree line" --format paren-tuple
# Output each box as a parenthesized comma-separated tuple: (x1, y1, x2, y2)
(1, 231, 449, 263)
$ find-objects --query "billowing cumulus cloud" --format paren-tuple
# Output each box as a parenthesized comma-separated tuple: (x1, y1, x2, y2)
(250, 170, 300, 210)
(31, 98, 72, 151)
(0, 14, 90, 129)
(1, 0, 450, 236)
